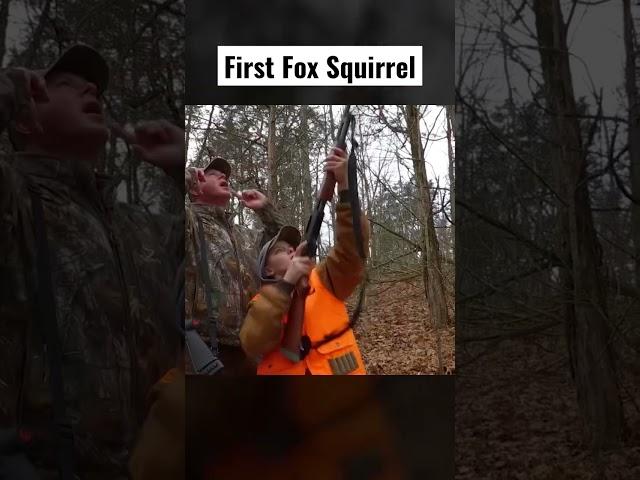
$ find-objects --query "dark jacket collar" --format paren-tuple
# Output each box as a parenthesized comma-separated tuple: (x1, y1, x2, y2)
(10, 153, 118, 206)
(190, 202, 233, 225)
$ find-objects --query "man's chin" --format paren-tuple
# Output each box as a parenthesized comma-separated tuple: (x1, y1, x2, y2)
(210, 192, 231, 206)
(91, 127, 110, 145)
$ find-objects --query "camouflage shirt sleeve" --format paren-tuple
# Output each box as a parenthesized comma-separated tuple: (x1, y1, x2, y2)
(0, 157, 32, 305)
(0, 69, 34, 299)
(0, 70, 25, 292)
(184, 206, 198, 320)
(253, 200, 285, 248)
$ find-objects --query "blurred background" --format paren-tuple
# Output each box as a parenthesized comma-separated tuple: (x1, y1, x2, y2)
(186, 377, 454, 480)
(456, 0, 640, 477)
(0, 0, 185, 213)
(186, 0, 453, 105)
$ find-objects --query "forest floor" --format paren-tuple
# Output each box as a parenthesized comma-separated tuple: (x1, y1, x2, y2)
(351, 279, 455, 375)
(456, 325, 640, 479)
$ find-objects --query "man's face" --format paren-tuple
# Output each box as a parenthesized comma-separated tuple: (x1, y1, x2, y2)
(197, 168, 231, 205)
(31, 71, 108, 149)
(265, 241, 295, 279)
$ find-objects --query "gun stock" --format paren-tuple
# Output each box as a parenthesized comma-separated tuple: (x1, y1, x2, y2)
(280, 279, 310, 362)
(185, 320, 224, 375)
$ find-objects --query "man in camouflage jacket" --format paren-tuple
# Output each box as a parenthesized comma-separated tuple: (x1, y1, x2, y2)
(185, 154, 284, 375)
(0, 45, 183, 478)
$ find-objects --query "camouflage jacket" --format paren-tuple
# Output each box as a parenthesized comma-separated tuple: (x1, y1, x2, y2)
(185, 201, 283, 349)
(0, 153, 183, 478)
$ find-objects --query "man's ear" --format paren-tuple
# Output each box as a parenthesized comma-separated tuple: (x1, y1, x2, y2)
(264, 265, 274, 277)
(13, 119, 31, 135)
(190, 169, 207, 197)
(188, 184, 200, 199)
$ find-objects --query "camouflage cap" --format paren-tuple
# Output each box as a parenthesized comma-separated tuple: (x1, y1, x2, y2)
(257, 226, 302, 283)
(204, 149, 231, 178)
(42, 43, 109, 94)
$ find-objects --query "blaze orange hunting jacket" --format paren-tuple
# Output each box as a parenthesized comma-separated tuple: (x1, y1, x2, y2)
(239, 199, 369, 375)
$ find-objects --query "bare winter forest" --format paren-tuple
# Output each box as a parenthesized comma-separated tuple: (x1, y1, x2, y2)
(457, 0, 640, 477)
(186, 105, 455, 375)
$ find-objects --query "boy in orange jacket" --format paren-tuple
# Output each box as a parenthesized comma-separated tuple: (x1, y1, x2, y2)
(239, 147, 369, 375)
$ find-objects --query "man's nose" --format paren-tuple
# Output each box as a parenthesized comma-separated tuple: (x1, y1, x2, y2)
(83, 81, 98, 97)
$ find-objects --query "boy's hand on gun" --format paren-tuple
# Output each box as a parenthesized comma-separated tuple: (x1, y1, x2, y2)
(323, 147, 349, 189)
(283, 241, 314, 286)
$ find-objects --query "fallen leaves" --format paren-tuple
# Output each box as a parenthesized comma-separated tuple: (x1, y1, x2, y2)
(456, 326, 640, 479)
(350, 279, 455, 375)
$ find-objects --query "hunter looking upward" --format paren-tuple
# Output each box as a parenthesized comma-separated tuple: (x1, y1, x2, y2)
(185, 153, 284, 375)
(0, 45, 184, 478)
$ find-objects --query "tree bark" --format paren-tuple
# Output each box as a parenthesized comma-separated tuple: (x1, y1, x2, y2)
(405, 104, 449, 334)
(623, 0, 640, 288)
(185, 104, 194, 161)
(267, 105, 278, 202)
(446, 104, 455, 251)
(300, 106, 313, 228)
(328, 106, 337, 248)
(0, 0, 11, 67)
(533, 0, 622, 450)
(21, 0, 52, 68)
(195, 106, 214, 167)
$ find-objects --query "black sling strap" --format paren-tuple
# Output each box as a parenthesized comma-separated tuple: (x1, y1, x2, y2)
(308, 117, 368, 352)
(28, 188, 75, 479)
(195, 214, 223, 370)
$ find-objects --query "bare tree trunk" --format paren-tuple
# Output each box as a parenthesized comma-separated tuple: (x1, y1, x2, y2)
(105, 133, 118, 176)
(405, 105, 449, 336)
(359, 123, 375, 263)
(328, 106, 337, 247)
(21, 0, 52, 68)
(534, 0, 622, 450)
(623, 0, 640, 288)
(446, 104, 455, 250)
(0, 0, 11, 67)
(195, 106, 214, 167)
(185, 104, 194, 161)
(267, 105, 278, 202)
(300, 106, 313, 227)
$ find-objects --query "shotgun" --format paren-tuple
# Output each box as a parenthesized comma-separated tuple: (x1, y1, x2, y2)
(280, 105, 353, 362)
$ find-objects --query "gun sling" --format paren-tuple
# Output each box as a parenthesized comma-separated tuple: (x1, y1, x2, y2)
(28, 188, 75, 480)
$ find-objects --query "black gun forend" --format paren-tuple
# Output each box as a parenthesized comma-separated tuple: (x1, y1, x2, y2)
(303, 199, 327, 259)
(336, 105, 352, 149)
(185, 330, 224, 375)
